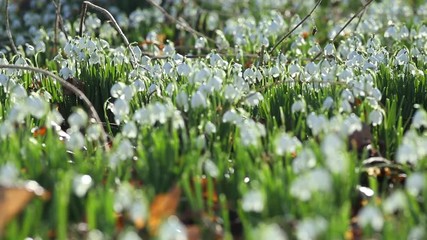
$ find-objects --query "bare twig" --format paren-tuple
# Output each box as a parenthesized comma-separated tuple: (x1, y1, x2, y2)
(53, 0, 61, 54)
(145, 0, 215, 44)
(0, 64, 110, 150)
(311, 0, 374, 61)
(269, 0, 323, 54)
(51, 0, 69, 42)
(79, 1, 139, 68)
(5, 0, 18, 55)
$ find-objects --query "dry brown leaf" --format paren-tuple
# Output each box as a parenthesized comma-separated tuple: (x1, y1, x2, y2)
(148, 185, 181, 235)
(0, 181, 48, 233)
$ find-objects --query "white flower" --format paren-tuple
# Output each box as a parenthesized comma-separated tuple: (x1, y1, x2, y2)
(191, 91, 208, 109)
(122, 121, 138, 138)
(307, 113, 328, 136)
(195, 37, 207, 49)
(177, 62, 191, 76)
(396, 142, 418, 165)
(224, 85, 240, 101)
(384, 25, 397, 39)
(408, 226, 425, 240)
(66, 131, 85, 150)
(86, 124, 101, 141)
(396, 49, 409, 65)
(292, 148, 316, 173)
(245, 92, 264, 106)
(406, 172, 425, 196)
(291, 99, 306, 113)
(26, 94, 48, 119)
(116, 139, 134, 160)
(383, 190, 407, 214)
(111, 98, 130, 123)
(357, 205, 384, 231)
(296, 216, 328, 240)
(118, 230, 142, 240)
(412, 108, 427, 129)
(223, 109, 243, 124)
(369, 109, 383, 126)
(110, 82, 127, 98)
(239, 120, 266, 147)
(290, 168, 332, 201)
(176, 91, 189, 112)
(203, 159, 219, 178)
(205, 121, 217, 134)
(242, 189, 264, 213)
(73, 174, 93, 197)
(0, 163, 19, 186)
(158, 216, 187, 240)
(324, 43, 335, 56)
(68, 108, 88, 129)
(275, 133, 301, 156)
(322, 96, 334, 109)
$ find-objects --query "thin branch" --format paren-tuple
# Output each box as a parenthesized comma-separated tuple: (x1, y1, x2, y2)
(5, 0, 18, 55)
(311, 0, 374, 61)
(79, 1, 139, 68)
(0, 64, 110, 151)
(145, 0, 215, 44)
(53, 0, 61, 55)
(269, 0, 323, 54)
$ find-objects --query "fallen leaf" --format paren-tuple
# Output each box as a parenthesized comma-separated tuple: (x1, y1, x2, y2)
(0, 181, 48, 233)
(149, 185, 181, 235)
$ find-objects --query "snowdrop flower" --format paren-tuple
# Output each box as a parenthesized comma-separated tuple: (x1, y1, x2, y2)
(412, 108, 427, 129)
(110, 82, 127, 98)
(68, 108, 88, 129)
(255, 224, 287, 240)
(26, 94, 48, 119)
(341, 114, 362, 136)
(206, 76, 223, 92)
(195, 37, 207, 49)
(408, 226, 425, 240)
(239, 120, 266, 147)
(369, 109, 383, 126)
(242, 189, 264, 212)
(324, 43, 335, 56)
(0, 163, 19, 186)
(148, 83, 160, 96)
(66, 131, 85, 150)
(86, 124, 101, 141)
(383, 190, 407, 214)
(274, 133, 302, 156)
(340, 100, 352, 113)
(291, 99, 306, 113)
(205, 121, 217, 134)
(165, 83, 175, 96)
(322, 133, 348, 174)
(0, 121, 15, 139)
(223, 109, 243, 124)
(245, 92, 264, 106)
(191, 91, 208, 109)
(111, 98, 130, 124)
(322, 96, 334, 109)
(224, 84, 240, 101)
(133, 79, 146, 92)
(396, 141, 418, 165)
(118, 230, 141, 240)
(290, 168, 332, 201)
(89, 51, 101, 65)
(46, 109, 64, 127)
(292, 148, 316, 173)
(177, 62, 191, 76)
(73, 174, 93, 197)
(384, 25, 397, 39)
(203, 159, 219, 178)
(307, 113, 328, 136)
(116, 139, 134, 160)
(357, 205, 384, 231)
(158, 216, 187, 240)
(406, 172, 425, 196)
(176, 91, 189, 112)
(296, 216, 328, 240)
(122, 121, 137, 138)
(11, 84, 27, 101)
(396, 49, 409, 65)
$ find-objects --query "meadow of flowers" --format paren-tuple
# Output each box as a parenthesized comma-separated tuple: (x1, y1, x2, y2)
(1, 0, 427, 239)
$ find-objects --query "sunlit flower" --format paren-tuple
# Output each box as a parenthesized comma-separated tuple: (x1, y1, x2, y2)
(291, 99, 306, 114)
(73, 174, 93, 197)
(292, 148, 316, 173)
(290, 168, 332, 201)
(203, 159, 219, 178)
(66, 131, 85, 150)
(191, 91, 208, 109)
(406, 172, 425, 196)
(357, 205, 384, 231)
(242, 189, 264, 212)
(245, 92, 264, 106)
(0, 163, 19, 186)
(176, 91, 189, 112)
(158, 216, 187, 240)
(296, 216, 328, 240)
(274, 133, 302, 156)
(412, 108, 427, 129)
(223, 109, 243, 124)
(369, 109, 383, 126)
(86, 124, 101, 141)
(68, 108, 88, 129)
(205, 121, 217, 134)
(122, 121, 137, 138)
